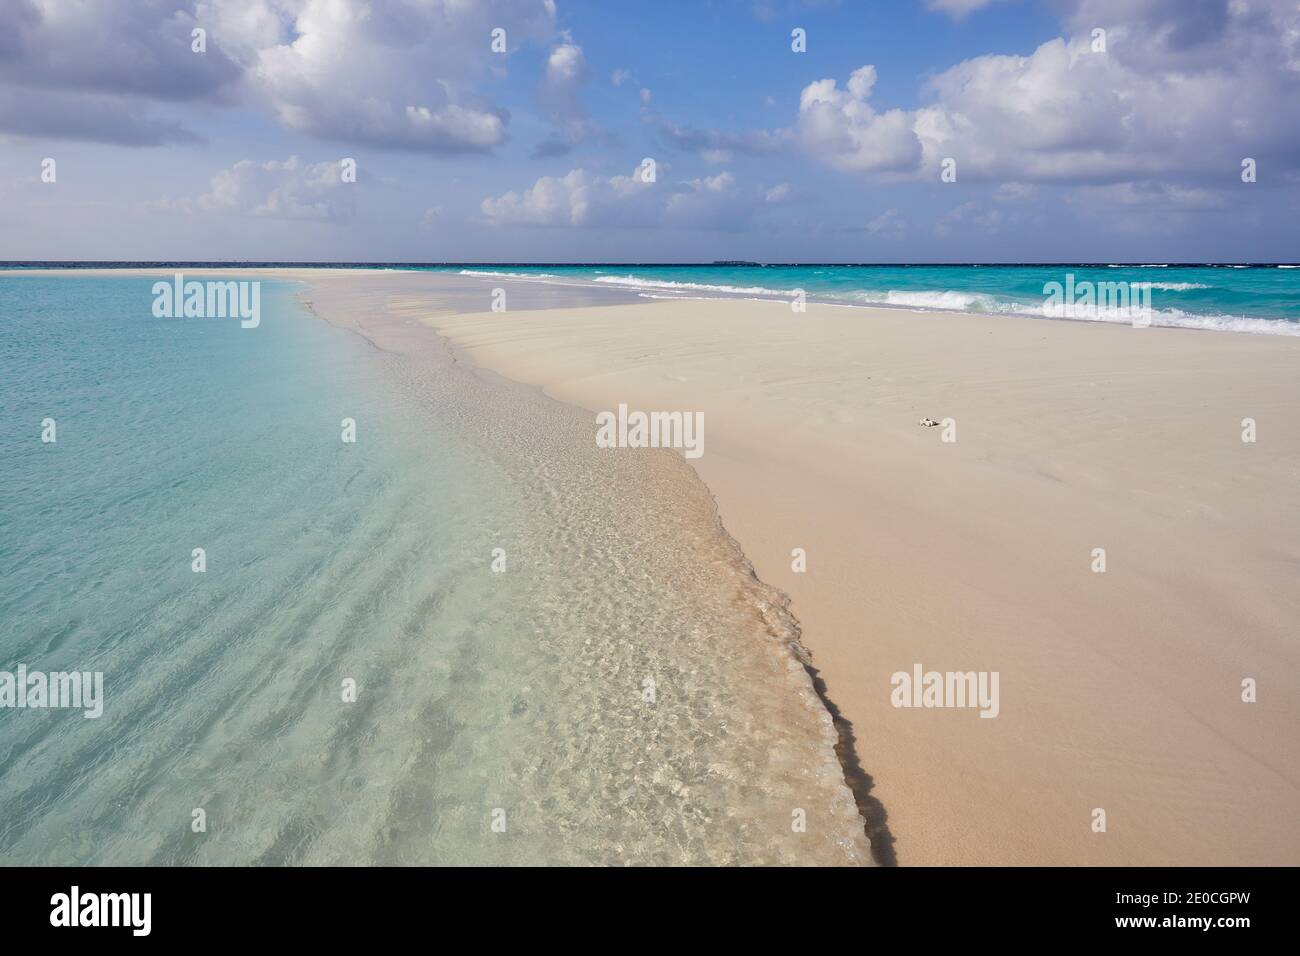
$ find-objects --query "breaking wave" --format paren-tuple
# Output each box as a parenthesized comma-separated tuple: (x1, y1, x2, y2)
(453, 269, 1299, 337)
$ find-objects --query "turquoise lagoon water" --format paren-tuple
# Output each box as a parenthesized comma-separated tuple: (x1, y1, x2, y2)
(444, 264, 1300, 333)
(0, 274, 870, 865)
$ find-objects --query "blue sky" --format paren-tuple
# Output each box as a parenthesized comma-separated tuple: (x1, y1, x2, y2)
(1, 0, 1297, 262)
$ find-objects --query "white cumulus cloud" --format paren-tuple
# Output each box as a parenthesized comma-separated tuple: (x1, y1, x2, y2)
(795, 66, 923, 173)
(796, 0, 1300, 186)
(149, 156, 357, 221)
(1, 0, 559, 152)
(481, 165, 758, 231)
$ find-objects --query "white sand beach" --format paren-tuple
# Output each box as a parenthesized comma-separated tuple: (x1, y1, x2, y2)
(418, 283, 1300, 866)
(17, 267, 1298, 865)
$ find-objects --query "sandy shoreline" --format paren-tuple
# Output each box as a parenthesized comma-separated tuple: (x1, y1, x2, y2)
(419, 283, 1300, 866)
(11, 268, 1298, 865)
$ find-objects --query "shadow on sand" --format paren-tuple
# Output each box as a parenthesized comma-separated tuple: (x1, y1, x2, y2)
(802, 661, 898, 866)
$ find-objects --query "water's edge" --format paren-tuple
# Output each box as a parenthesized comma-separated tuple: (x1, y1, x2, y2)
(302, 282, 895, 864)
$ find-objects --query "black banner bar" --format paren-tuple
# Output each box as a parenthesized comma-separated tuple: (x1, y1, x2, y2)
(2, 866, 1285, 942)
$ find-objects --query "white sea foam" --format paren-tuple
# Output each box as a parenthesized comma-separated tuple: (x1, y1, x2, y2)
(592, 274, 791, 296)
(458, 268, 560, 280)
(1011, 303, 1299, 335)
(1140, 309, 1300, 334)
(857, 289, 1297, 335)
(864, 289, 997, 311)
(1147, 282, 1210, 291)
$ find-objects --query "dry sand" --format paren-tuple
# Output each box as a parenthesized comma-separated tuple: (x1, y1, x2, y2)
(422, 290, 1300, 866)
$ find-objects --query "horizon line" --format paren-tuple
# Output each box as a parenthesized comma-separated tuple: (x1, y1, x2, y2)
(3, 261, 1299, 268)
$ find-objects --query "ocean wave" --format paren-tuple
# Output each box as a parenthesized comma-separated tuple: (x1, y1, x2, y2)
(592, 274, 792, 296)
(466, 269, 1297, 337)
(457, 268, 560, 279)
(1129, 309, 1300, 335)
(855, 289, 998, 311)
(844, 289, 1296, 335)
(1008, 303, 1297, 335)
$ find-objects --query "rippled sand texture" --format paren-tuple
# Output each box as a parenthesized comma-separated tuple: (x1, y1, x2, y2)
(0, 272, 870, 866)
(300, 278, 871, 865)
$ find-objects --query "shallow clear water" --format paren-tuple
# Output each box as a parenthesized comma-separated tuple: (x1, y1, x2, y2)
(0, 274, 869, 865)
